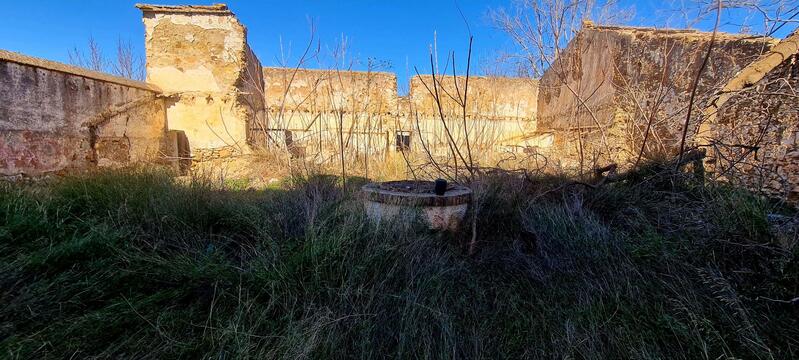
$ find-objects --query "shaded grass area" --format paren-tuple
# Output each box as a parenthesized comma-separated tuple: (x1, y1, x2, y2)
(1, 166, 797, 359)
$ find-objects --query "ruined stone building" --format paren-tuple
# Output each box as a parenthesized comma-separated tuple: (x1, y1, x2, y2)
(0, 3, 536, 176)
(1, 4, 797, 201)
(529, 21, 798, 201)
(534, 21, 776, 168)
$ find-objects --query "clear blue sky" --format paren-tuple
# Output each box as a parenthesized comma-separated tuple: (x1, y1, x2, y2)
(1, 1, 794, 89)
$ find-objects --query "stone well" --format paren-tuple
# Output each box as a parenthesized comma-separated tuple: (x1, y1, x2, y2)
(361, 180, 472, 231)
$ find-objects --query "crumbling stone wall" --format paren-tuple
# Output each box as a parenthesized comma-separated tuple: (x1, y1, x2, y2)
(536, 22, 774, 169)
(700, 30, 799, 201)
(405, 75, 538, 153)
(138, 4, 264, 160)
(259, 67, 398, 155)
(0, 50, 169, 176)
(409, 75, 537, 121)
(9, 1, 796, 204)
(258, 68, 538, 157)
(263, 67, 397, 114)
(3, 2, 540, 176)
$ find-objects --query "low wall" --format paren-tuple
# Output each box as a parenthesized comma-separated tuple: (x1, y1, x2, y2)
(0, 50, 169, 176)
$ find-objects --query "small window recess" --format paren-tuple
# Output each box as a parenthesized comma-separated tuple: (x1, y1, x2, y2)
(395, 130, 411, 151)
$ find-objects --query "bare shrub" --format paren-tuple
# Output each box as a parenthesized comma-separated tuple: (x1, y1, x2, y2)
(490, 0, 632, 78)
(69, 36, 145, 81)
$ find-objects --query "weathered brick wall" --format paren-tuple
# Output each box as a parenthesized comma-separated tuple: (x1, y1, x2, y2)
(0, 50, 169, 176)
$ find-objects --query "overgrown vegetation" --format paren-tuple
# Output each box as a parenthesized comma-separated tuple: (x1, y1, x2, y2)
(1, 165, 797, 359)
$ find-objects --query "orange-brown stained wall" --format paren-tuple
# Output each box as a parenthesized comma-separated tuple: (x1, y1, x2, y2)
(138, 4, 264, 158)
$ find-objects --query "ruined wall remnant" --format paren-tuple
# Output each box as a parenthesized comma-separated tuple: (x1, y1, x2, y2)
(0, 49, 169, 176)
(409, 75, 537, 120)
(7, 1, 796, 205)
(405, 75, 538, 153)
(2, 2, 541, 176)
(536, 22, 774, 168)
(699, 29, 799, 201)
(258, 68, 539, 157)
(137, 3, 264, 159)
(3, 1, 798, 206)
(258, 67, 398, 155)
(263, 67, 398, 114)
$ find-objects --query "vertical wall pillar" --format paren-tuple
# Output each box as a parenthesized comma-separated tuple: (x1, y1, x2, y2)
(137, 3, 264, 160)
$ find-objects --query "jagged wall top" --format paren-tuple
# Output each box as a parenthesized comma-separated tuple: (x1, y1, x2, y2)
(581, 20, 777, 43)
(137, 2, 251, 93)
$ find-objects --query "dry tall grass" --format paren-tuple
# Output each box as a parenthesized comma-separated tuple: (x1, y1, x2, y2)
(0, 163, 797, 358)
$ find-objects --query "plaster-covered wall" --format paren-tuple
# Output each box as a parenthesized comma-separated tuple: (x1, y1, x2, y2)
(8, 0, 797, 206)
(0, 50, 168, 176)
(263, 67, 397, 114)
(409, 75, 537, 121)
(257, 67, 397, 155)
(259, 67, 539, 156)
(406, 75, 538, 152)
(138, 4, 263, 158)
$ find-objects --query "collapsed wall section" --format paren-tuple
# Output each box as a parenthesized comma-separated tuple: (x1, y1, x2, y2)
(0, 49, 169, 176)
(138, 3, 264, 160)
(536, 22, 773, 168)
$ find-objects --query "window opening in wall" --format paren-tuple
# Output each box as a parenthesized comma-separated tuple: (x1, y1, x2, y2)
(395, 130, 411, 151)
(284, 130, 293, 147)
